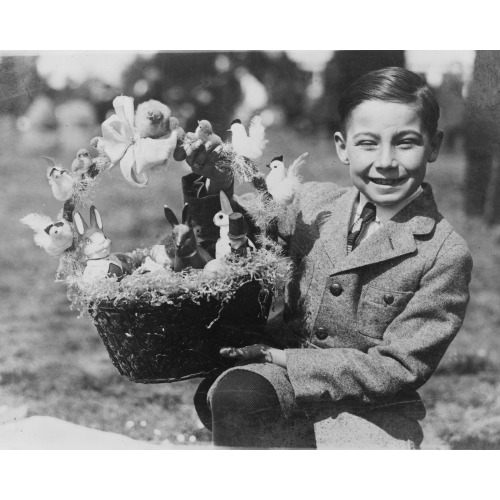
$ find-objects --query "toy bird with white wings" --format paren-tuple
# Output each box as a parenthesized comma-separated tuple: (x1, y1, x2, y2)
(265, 152, 308, 206)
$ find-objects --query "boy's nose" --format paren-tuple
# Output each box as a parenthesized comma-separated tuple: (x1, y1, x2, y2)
(375, 148, 397, 169)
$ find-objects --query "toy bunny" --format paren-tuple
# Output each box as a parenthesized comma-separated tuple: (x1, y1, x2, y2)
(163, 204, 213, 272)
(73, 206, 127, 282)
(213, 190, 234, 259)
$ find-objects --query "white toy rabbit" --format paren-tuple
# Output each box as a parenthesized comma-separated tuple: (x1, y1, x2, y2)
(213, 190, 234, 259)
(73, 206, 125, 282)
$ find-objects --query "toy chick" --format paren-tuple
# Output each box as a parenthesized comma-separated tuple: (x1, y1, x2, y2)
(195, 120, 223, 148)
(71, 149, 97, 177)
(135, 100, 173, 139)
(44, 157, 75, 202)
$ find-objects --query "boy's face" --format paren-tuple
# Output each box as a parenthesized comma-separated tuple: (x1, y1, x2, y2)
(334, 100, 443, 207)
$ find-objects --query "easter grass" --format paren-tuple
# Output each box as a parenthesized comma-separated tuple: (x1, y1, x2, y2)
(62, 237, 292, 320)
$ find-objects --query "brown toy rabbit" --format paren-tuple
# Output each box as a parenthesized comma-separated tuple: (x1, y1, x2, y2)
(163, 204, 213, 272)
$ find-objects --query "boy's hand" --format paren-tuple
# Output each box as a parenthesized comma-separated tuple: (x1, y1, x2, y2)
(220, 344, 287, 368)
(184, 140, 232, 193)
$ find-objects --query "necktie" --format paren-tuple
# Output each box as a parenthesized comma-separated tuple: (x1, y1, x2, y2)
(347, 202, 376, 253)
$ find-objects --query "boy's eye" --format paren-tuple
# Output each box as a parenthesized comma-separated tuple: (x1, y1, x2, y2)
(398, 140, 416, 149)
(357, 141, 377, 149)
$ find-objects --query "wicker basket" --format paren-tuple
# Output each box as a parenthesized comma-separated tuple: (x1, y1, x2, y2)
(90, 279, 272, 383)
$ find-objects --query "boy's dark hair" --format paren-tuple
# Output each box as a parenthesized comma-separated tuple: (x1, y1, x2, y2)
(337, 66, 440, 137)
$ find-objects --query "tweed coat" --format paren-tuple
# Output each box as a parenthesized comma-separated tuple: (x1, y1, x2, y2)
(280, 181, 472, 428)
(198, 177, 472, 447)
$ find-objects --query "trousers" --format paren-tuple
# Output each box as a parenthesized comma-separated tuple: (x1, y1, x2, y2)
(194, 370, 316, 448)
(194, 364, 423, 449)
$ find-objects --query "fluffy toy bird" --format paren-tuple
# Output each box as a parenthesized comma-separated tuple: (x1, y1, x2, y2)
(90, 136, 107, 156)
(265, 152, 308, 206)
(135, 99, 173, 139)
(71, 149, 95, 176)
(20, 214, 74, 256)
(195, 120, 223, 147)
(44, 158, 75, 202)
(229, 116, 268, 160)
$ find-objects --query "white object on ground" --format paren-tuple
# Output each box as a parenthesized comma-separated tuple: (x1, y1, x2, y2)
(0, 416, 215, 450)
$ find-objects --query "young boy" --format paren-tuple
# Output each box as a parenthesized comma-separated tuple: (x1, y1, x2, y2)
(185, 67, 473, 449)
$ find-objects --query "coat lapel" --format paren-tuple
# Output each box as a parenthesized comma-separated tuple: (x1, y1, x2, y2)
(317, 187, 358, 270)
(331, 222, 416, 274)
(325, 183, 439, 275)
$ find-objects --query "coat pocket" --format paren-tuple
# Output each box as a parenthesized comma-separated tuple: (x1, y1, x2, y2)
(357, 284, 414, 339)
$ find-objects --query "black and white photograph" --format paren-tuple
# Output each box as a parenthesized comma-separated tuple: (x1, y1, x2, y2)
(0, 4, 499, 491)
(2, 48, 497, 449)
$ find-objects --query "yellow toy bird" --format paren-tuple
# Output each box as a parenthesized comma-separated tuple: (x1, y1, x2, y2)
(135, 99, 174, 139)
(71, 149, 95, 176)
(195, 120, 223, 147)
(44, 157, 75, 202)
(90, 136, 107, 156)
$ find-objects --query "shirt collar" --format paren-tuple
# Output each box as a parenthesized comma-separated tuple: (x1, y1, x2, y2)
(355, 185, 424, 224)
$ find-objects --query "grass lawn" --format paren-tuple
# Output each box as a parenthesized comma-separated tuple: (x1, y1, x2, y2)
(1, 117, 499, 448)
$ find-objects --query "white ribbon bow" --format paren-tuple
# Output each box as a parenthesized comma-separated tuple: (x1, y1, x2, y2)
(101, 96, 178, 187)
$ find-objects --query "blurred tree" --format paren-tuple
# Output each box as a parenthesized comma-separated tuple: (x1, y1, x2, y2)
(313, 50, 406, 133)
(121, 51, 311, 135)
(464, 50, 500, 225)
(0, 55, 115, 123)
(0, 56, 46, 116)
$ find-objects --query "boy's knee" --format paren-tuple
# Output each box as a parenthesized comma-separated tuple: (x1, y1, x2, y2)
(209, 369, 316, 448)
(193, 372, 221, 431)
(210, 370, 281, 421)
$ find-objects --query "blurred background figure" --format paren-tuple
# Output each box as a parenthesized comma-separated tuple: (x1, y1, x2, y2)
(437, 62, 466, 152)
(463, 51, 500, 225)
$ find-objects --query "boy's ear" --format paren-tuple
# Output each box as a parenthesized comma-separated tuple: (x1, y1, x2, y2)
(427, 129, 444, 163)
(334, 132, 350, 165)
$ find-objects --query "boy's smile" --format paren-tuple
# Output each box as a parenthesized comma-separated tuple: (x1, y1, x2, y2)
(334, 100, 443, 207)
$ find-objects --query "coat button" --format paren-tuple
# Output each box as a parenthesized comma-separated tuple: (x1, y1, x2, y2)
(329, 283, 343, 296)
(383, 293, 395, 305)
(315, 327, 328, 340)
